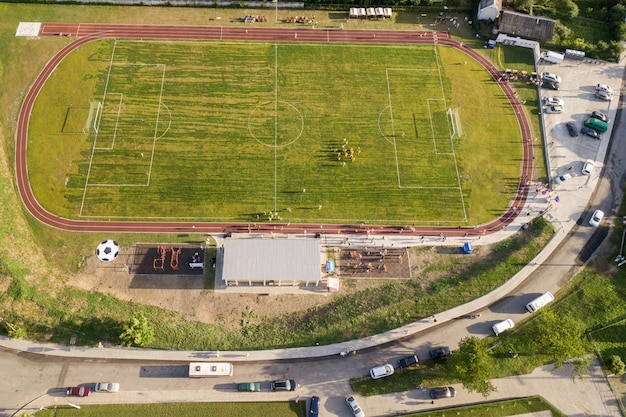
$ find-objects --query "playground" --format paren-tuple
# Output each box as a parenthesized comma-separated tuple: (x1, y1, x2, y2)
(130, 244, 208, 276)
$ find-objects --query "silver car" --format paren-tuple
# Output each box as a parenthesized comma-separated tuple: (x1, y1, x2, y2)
(545, 105, 563, 114)
(595, 90, 612, 101)
(346, 396, 365, 417)
(589, 210, 604, 227)
(94, 382, 120, 393)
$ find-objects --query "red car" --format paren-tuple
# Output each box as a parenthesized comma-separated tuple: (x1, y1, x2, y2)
(66, 386, 90, 397)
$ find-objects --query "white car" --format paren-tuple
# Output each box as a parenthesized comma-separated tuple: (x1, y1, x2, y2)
(492, 319, 515, 336)
(596, 83, 612, 94)
(346, 396, 366, 417)
(543, 97, 564, 107)
(542, 72, 562, 83)
(369, 364, 394, 379)
(545, 105, 563, 114)
(553, 173, 571, 184)
(582, 160, 594, 175)
(589, 210, 604, 227)
(94, 382, 120, 393)
(595, 90, 612, 101)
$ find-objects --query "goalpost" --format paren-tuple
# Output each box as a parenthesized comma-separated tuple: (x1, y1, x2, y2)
(447, 108, 462, 139)
(91, 101, 103, 136)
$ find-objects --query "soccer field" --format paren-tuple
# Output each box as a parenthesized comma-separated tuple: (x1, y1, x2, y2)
(28, 39, 521, 225)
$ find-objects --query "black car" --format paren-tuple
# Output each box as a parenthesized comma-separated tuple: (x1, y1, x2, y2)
(429, 346, 451, 360)
(308, 396, 320, 417)
(430, 386, 456, 399)
(397, 354, 420, 369)
(591, 111, 609, 123)
(581, 126, 600, 140)
(271, 379, 297, 391)
(566, 121, 578, 137)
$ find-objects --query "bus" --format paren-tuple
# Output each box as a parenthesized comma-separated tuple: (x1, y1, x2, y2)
(188, 362, 234, 377)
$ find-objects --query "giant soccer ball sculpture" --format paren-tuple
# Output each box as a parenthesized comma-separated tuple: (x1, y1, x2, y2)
(95, 240, 120, 262)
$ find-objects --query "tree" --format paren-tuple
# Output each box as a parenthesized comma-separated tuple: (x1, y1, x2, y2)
(120, 314, 155, 347)
(449, 336, 496, 397)
(530, 310, 586, 368)
(606, 355, 626, 376)
(555, 0, 579, 18)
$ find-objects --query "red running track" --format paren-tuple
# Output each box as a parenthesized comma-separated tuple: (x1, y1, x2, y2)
(15, 23, 533, 236)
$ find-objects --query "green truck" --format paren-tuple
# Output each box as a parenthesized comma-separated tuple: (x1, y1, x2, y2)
(238, 382, 262, 392)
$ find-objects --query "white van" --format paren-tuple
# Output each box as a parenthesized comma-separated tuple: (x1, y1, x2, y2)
(525, 291, 554, 313)
(492, 319, 514, 336)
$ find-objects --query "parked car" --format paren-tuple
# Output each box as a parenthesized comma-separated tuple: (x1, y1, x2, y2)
(566, 122, 578, 137)
(430, 386, 456, 399)
(94, 382, 119, 393)
(582, 160, 595, 175)
(545, 105, 563, 114)
(429, 346, 451, 360)
(397, 354, 420, 369)
(346, 396, 365, 417)
(581, 126, 600, 140)
(492, 319, 515, 336)
(591, 111, 609, 123)
(67, 386, 90, 397)
(589, 210, 604, 227)
(238, 382, 261, 392)
(596, 83, 612, 94)
(370, 364, 394, 379)
(542, 97, 564, 107)
(542, 81, 559, 90)
(271, 379, 297, 391)
(542, 72, 562, 83)
(595, 90, 612, 101)
(308, 396, 320, 417)
(553, 173, 572, 185)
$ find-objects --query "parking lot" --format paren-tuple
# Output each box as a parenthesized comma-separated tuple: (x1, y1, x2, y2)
(536, 56, 622, 225)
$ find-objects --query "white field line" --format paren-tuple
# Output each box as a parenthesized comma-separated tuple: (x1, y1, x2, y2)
(435, 47, 467, 222)
(79, 40, 118, 217)
(385, 68, 400, 188)
(80, 62, 166, 210)
(274, 44, 278, 213)
(94, 93, 123, 150)
(147, 63, 166, 186)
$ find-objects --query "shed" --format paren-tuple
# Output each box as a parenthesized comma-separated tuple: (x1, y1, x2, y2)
(477, 0, 502, 21)
(497, 10, 555, 43)
(325, 260, 335, 273)
(222, 238, 321, 286)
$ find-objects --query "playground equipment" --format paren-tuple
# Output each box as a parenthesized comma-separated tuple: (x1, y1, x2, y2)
(170, 247, 180, 270)
(153, 245, 168, 271)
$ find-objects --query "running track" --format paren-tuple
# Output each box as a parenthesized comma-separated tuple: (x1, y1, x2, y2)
(15, 23, 534, 236)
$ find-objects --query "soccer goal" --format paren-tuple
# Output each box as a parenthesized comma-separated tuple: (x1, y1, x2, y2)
(90, 101, 103, 136)
(447, 108, 463, 139)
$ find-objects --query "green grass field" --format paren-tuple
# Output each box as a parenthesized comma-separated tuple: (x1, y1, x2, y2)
(36, 401, 306, 417)
(28, 40, 521, 225)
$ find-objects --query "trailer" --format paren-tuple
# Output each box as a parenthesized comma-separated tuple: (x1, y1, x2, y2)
(188, 362, 234, 377)
(540, 51, 564, 64)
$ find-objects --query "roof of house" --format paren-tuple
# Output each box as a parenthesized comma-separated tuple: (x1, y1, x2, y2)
(222, 238, 321, 282)
(498, 10, 555, 42)
(478, 0, 502, 10)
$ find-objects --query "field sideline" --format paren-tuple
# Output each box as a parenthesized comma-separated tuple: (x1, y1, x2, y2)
(18, 24, 533, 234)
